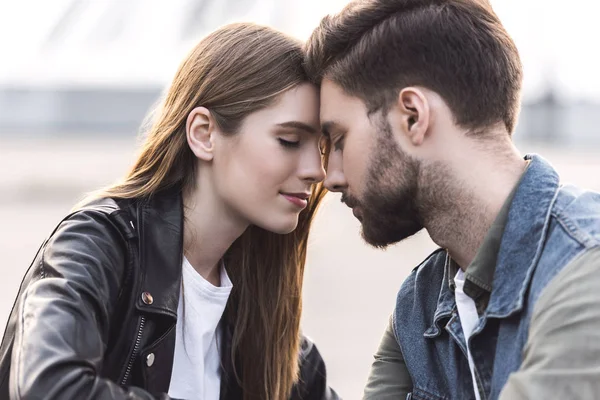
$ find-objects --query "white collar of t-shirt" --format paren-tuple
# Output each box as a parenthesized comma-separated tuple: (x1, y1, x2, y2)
(454, 268, 482, 400)
(181, 256, 232, 301)
(168, 257, 233, 400)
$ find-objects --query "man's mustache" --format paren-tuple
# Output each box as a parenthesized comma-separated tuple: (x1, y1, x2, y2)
(341, 193, 359, 208)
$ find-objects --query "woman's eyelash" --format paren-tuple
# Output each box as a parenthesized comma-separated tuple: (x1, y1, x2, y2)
(278, 138, 300, 148)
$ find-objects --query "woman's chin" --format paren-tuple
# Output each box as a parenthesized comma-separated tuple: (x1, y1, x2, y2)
(254, 217, 299, 235)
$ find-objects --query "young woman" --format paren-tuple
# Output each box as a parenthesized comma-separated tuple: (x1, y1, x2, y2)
(0, 23, 338, 400)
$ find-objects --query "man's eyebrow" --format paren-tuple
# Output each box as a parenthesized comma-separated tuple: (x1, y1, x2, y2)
(276, 121, 317, 134)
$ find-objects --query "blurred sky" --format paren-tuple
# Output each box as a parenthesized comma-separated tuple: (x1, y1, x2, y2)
(0, 0, 599, 102)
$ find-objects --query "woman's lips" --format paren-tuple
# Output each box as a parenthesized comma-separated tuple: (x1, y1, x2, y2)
(281, 193, 309, 208)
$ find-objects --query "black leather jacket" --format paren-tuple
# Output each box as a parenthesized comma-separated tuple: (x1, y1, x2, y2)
(0, 191, 338, 399)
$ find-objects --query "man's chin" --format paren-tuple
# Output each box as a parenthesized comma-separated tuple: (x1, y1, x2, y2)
(351, 206, 363, 222)
(360, 220, 423, 249)
(361, 230, 394, 249)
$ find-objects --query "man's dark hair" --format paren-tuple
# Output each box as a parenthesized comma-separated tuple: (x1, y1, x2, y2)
(305, 0, 523, 133)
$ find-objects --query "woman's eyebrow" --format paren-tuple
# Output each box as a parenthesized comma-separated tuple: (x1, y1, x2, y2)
(276, 121, 317, 134)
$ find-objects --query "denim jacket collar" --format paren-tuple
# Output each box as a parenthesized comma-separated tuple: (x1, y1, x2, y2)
(424, 252, 456, 337)
(426, 154, 560, 335)
(486, 154, 560, 317)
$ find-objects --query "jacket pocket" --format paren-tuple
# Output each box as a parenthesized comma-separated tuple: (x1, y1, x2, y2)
(410, 387, 449, 400)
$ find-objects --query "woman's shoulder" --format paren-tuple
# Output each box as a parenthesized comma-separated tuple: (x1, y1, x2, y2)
(71, 196, 140, 238)
(44, 196, 139, 261)
(76, 195, 136, 217)
(295, 335, 341, 399)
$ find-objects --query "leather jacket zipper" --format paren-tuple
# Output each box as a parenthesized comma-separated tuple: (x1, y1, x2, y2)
(121, 315, 146, 385)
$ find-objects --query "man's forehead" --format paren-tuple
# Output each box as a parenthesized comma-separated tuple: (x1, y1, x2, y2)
(320, 84, 368, 127)
(320, 79, 367, 112)
(320, 78, 347, 100)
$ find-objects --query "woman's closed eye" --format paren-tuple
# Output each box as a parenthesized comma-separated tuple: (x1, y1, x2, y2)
(278, 138, 301, 149)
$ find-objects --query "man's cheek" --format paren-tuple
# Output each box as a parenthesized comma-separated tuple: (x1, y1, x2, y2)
(347, 153, 367, 187)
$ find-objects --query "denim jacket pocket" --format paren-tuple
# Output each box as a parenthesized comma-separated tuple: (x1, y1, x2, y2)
(410, 388, 449, 400)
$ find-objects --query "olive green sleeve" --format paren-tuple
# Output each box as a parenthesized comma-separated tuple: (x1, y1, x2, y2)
(363, 315, 413, 400)
(499, 246, 600, 399)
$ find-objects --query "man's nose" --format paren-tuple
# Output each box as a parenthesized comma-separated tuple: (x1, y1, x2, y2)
(324, 162, 347, 192)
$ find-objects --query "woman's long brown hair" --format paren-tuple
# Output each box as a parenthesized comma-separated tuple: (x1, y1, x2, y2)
(84, 22, 328, 400)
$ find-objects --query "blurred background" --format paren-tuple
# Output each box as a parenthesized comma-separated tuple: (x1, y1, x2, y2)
(1, 0, 600, 398)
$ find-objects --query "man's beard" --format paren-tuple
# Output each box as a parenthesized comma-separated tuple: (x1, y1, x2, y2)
(345, 117, 424, 248)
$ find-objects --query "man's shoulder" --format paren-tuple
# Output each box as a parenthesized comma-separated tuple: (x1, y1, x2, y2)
(528, 184, 600, 307)
(397, 248, 447, 299)
(411, 247, 447, 274)
(551, 184, 600, 247)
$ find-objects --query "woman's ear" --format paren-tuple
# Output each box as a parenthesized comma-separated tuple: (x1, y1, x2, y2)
(396, 87, 430, 147)
(186, 106, 215, 161)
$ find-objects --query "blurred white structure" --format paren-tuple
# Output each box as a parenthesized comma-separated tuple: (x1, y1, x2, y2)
(0, 0, 294, 134)
(0, 0, 288, 87)
(0, 0, 599, 144)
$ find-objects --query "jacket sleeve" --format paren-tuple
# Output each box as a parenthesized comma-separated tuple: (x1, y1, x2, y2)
(9, 210, 177, 400)
(363, 315, 412, 400)
(499, 247, 600, 399)
(292, 336, 341, 400)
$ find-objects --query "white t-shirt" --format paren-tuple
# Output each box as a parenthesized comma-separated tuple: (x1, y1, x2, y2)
(454, 269, 481, 400)
(168, 257, 233, 400)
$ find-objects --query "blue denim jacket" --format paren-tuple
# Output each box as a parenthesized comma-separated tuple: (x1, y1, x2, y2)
(393, 154, 600, 400)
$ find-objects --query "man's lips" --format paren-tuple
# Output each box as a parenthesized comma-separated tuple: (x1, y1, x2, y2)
(351, 205, 363, 221)
(340, 193, 357, 209)
(341, 193, 362, 220)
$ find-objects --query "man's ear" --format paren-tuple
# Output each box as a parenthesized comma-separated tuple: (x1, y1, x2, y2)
(395, 87, 430, 146)
(186, 107, 216, 161)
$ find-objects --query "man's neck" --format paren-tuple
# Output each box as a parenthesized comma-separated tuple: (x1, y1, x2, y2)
(424, 144, 527, 270)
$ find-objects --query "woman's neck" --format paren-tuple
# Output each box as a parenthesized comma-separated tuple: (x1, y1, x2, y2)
(182, 186, 248, 286)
